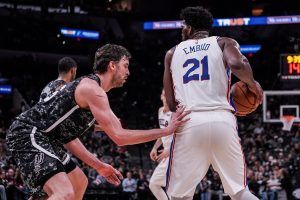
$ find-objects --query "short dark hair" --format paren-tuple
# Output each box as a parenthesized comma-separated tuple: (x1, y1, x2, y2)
(58, 57, 77, 74)
(180, 6, 213, 31)
(93, 44, 131, 74)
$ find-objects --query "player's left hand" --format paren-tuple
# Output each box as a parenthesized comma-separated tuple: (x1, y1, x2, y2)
(96, 163, 123, 186)
(156, 149, 170, 163)
(247, 80, 263, 108)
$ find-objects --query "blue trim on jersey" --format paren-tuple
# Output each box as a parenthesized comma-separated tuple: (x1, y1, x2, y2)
(226, 67, 236, 114)
(226, 67, 231, 78)
(230, 96, 237, 113)
(165, 134, 176, 191)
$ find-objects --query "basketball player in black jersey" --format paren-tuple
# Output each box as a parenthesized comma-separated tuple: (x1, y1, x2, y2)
(39, 57, 77, 102)
(7, 44, 190, 200)
(31, 57, 90, 200)
(38, 57, 129, 200)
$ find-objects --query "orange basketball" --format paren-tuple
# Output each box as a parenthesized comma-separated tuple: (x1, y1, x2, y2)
(231, 81, 258, 116)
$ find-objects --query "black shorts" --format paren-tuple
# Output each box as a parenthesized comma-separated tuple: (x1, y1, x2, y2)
(6, 121, 77, 192)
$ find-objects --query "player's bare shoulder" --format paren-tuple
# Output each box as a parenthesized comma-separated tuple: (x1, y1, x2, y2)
(164, 46, 177, 71)
(75, 77, 106, 108)
(76, 77, 102, 94)
(165, 46, 176, 60)
(217, 37, 239, 51)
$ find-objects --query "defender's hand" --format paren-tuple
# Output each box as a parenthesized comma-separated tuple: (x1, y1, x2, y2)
(96, 163, 123, 186)
(167, 106, 191, 134)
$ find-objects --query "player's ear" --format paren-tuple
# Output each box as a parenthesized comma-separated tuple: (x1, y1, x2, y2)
(72, 67, 77, 74)
(187, 25, 193, 37)
(108, 61, 116, 72)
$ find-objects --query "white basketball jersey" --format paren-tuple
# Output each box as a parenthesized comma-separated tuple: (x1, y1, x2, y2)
(170, 36, 234, 112)
(158, 108, 173, 149)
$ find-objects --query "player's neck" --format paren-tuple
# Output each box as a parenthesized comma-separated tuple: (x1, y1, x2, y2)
(57, 74, 71, 83)
(96, 73, 112, 92)
(190, 31, 209, 40)
(163, 105, 170, 112)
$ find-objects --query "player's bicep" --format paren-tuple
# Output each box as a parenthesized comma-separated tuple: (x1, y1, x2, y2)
(223, 38, 246, 70)
(88, 94, 120, 133)
(163, 49, 177, 112)
(78, 83, 122, 141)
(87, 93, 111, 125)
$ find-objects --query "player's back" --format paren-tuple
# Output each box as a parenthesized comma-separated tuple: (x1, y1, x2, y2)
(39, 79, 66, 103)
(170, 36, 234, 112)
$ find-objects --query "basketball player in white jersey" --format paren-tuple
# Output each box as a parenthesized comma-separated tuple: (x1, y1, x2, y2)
(163, 7, 263, 200)
(149, 90, 173, 200)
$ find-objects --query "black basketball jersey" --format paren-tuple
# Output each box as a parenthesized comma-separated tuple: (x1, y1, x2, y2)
(39, 79, 66, 102)
(16, 74, 99, 143)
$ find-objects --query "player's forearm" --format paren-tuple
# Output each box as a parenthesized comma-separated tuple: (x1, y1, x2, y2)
(113, 128, 170, 146)
(230, 57, 256, 86)
(64, 139, 104, 170)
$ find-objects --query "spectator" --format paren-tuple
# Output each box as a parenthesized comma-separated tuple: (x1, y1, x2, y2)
(137, 172, 149, 200)
(199, 176, 211, 200)
(248, 171, 260, 197)
(5, 167, 25, 200)
(256, 172, 268, 200)
(92, 174, 107, 186)
(267, 173, 281, 200)
(146, 169, 153, 182)
(0, 167, 7, 200)
(122, 171, 137, 200)
(209, 172, 223, 200)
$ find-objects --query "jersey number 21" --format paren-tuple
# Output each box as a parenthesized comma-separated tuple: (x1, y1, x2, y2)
(183, 55, 210, 84)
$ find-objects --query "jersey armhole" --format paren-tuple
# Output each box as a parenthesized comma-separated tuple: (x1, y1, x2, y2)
(214, 36, 227, 69)
(214, 36, 224, 55)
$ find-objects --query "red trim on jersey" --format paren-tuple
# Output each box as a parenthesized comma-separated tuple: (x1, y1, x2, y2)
(227, 80, 230, 102)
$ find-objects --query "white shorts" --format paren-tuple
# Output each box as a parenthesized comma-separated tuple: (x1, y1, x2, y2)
(150, 157, 169, 187)
(166, 111, 246, 198)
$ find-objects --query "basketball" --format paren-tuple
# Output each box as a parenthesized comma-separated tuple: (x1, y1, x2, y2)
(231, 81, 258, 116)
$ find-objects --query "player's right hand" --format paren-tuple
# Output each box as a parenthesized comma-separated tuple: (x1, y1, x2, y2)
(247, 80, 263, 107)
(167, 106, 191, 134)
(150, 148, 157, 161)
(96, 163, 123, 186)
